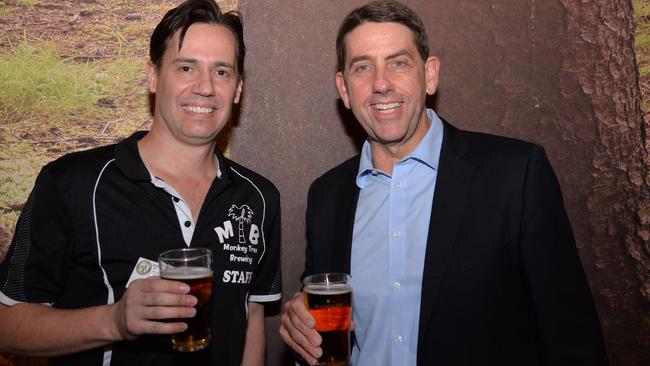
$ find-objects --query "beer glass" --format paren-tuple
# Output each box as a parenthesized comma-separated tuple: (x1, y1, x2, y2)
(303, 273, 352, 366)
(159, 247, 213, 352)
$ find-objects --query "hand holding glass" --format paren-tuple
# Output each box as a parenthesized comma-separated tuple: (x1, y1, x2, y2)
(158, 247, 213, 352)
(303, 273, 352, 366)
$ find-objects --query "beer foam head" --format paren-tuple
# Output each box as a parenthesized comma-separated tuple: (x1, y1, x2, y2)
(162, 266, 213, 280)
(304, 283, 351, 295)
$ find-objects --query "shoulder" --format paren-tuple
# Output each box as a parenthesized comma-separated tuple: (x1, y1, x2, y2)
(307, 155, 360, 203)
(311, 155, 359, 190)
(223, 158, 280, 203)
(444, 121, 546, 166)
(38, 144, 118, 189)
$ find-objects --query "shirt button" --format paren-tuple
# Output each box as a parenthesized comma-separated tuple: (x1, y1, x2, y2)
(395, 335, 403, 344)
(173, 197, 180, 203)
(392, 282, 401, 289)
(395, 182, 401, 188)
(184, 221, 191, 228)
(393, 231, 400, 238)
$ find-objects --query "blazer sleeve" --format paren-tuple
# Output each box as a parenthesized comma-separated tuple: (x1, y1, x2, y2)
(520, 145, 608, 365)
(302, 182, 317, 281)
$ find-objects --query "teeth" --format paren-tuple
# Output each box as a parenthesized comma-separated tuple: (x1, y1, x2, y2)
(184, 105, 214, 114)
(373, 102, 401, 111)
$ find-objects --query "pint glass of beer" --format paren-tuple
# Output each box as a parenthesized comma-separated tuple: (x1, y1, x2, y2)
(303, 273, 352, 366)
(159, 247, 213, 352)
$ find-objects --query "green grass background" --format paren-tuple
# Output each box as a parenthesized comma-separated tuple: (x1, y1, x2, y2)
(0, 0, 236, 233)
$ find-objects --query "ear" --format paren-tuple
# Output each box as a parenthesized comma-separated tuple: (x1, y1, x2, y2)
(234, 79, 243, 104)
(146, 61, 158, 94)
(424, 56, 440, 95)
(335, 71, 351, 109)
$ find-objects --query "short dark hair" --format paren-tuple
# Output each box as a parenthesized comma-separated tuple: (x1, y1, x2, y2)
(336, 0, 429, 72)
(149, 0, 245, 79)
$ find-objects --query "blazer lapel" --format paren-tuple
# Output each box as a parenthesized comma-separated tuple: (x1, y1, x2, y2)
(417, 121, 474, 353)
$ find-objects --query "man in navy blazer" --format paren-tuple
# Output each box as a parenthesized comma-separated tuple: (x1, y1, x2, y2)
(279, 1, 608, 365)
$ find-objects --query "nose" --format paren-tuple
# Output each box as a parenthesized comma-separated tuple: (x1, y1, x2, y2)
(372, 67, 393, 95)
(192, 69, 215, 97)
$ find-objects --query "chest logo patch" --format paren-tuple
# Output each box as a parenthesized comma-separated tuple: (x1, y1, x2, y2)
(228, 204, 255, 244)
(215, 205, 263, 281)
(214, 204, 260, 246)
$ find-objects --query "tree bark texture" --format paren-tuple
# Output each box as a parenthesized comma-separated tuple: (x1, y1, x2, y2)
(558, 0, 650, 364)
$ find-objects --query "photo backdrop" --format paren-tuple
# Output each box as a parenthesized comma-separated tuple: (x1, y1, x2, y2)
(1, 1, 649, 365)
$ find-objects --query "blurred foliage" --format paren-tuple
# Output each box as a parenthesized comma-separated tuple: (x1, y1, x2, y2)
(634, 0, 650, 118)
(634, 0, 650, 67)
(0, 0, 39, 6)
(0, 42, 111, 121)
(0, 40, 147, 229)
(0, 0, 235, 236)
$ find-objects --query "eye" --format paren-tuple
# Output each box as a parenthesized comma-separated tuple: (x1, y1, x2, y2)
(215, 68, 232, 78)
(353, 64, 371, 73)
(178, 65, 192, 72)
(392, 60, 407, 69)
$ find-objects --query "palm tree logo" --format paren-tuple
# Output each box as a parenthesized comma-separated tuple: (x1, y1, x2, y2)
(228, 205, 254, 244)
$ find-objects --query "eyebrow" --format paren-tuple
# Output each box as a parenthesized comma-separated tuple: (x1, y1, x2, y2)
(385, 50, 412, 61)
(347, 49, 414, 69)
(173, 58, 235, 69)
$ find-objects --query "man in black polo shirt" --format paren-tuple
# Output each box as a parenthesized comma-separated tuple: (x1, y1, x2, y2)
(0, 1, 281, 365)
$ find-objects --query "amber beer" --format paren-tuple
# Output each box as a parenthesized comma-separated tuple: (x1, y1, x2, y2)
(159, 248, 213, 352)
(163, 267, 213, 351)
(303, 273, 352, 366)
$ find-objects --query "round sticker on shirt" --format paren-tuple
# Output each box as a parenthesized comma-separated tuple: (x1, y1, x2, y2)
(136, 260, 153, 275)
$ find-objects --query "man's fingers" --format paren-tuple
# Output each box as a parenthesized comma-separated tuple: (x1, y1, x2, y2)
(279, 292, 323, 362)
(115, 278, 199, 339)
(124, 305, 195, 336)
(280, 312, 322, 356)
(141, 305, 196, 320)
(131, 278, 190, 294)
(285, 294, 321, 346)
(132, 291, 197, 308)
(279, 325, 320, 365)
(130, 319, 188, 336)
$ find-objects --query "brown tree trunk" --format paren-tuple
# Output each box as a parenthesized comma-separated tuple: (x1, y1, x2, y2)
(560, 0, 650, 364)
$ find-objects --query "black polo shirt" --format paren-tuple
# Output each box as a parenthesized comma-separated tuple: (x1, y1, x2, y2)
(0, 131, 282, 366)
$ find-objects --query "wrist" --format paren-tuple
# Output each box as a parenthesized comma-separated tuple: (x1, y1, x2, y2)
(102, 303, 127, 342)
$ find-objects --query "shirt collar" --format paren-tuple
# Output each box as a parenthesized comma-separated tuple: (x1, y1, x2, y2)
(146, 157, 223, 187)
(115, 131, 150, 181)
(356, 108, 444, 188)
(115, 130, 226, 182)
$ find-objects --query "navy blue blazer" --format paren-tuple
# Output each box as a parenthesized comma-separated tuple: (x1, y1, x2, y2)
(303, 120, 608, 365)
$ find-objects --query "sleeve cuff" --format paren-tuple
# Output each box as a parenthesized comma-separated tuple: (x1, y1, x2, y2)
(0, 290, 52, 307)
(248, 293, 281, 302)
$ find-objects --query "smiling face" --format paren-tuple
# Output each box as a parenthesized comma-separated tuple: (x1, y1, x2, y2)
(147, 23, 242, 146)
(336, 21, 439, 159)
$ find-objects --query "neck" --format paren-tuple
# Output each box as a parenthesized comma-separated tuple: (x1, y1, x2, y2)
(137, 129, 219, 180)
(370, 115, 432, 175)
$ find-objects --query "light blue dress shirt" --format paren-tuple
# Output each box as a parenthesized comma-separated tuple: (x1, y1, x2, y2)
(349, 109, 443, 366)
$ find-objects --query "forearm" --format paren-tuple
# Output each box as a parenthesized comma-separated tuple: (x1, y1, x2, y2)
(242, 302, 265, 366)
(0, 302, 121, 357)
